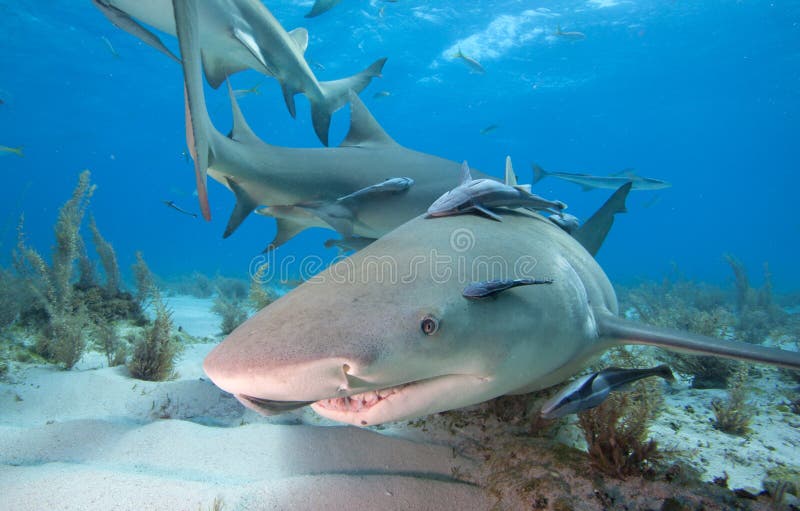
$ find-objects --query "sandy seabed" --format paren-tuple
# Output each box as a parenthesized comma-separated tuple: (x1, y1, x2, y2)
(0, 296, 798, 510)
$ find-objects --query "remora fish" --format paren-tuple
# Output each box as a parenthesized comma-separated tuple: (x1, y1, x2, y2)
(203, 212, 800, 427)
(0, 145, 24, 158)
(171, 0, 495, 242)
(540, 365, 675, 419)
(532, 163, 671, 191)
(163, 199, 198, 218)
(93, 0, 387, 146)
(427, 157, 566, 221)
(555, 24, 586, 40)
(453, 48, 486, 74)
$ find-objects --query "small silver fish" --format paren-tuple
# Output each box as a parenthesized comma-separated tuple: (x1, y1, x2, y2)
(555, 25, 586, 40)
(163, 200, 198, 218)
(453, 48, 486, 74)
(373, 90, 392, 99)
(427, 159, 565, 221)
(0, 145, 24, 157)
(479, 124, 499, 135)
(233, 82, 263, 98)
(540, 365, 674, 419)
(462, 278, 553, 299)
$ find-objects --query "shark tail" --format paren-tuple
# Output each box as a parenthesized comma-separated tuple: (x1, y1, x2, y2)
(597, 313, 800, 371)
(10, 146, 23, 157)
(311, 57, 388, 146)
(531, 162, 549, 184)
(173, 0, 214, 221)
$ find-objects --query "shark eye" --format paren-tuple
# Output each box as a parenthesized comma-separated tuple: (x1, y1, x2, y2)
(420, 315, 439, 336)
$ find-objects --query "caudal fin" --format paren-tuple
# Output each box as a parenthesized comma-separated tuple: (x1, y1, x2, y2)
(312, 57, 387, 146)
(597, 313, 800, 371)
(173, 0, 213, 221)
(531, 163, 549, 184)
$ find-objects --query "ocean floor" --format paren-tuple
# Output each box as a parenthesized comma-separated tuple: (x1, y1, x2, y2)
(1, 295, 798, 510)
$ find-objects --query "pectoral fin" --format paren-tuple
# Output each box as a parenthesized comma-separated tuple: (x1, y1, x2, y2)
(473, 204, 503, 222)
(256, 206, 329, 253)
(202, 51, 249, 88)
(232, 26, 269, 70)
(223, 178, 259, 238)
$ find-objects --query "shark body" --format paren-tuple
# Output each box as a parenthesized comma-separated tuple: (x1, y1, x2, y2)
(203, 211, 800, 427)
(94, 0, 386, 146)
(171, 0, 493, 244)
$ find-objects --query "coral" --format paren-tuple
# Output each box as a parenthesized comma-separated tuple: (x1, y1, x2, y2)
(92, 321, 126, 366)
(249, 262, 276, 311)
(0, 268, 22, 329)
(710, 364, 753, 436)
(575, 354, 663, 480)
(724, 255, 788, 344)
(128, 291, 181, 381)
(212, 292, 248, 335)
(131, 251, 155, 308)
(44, 311, 88, 369)
(76, 237, 97, 290)
(14, 171, 95, 368)
(89, 216, 120, 295)
(214, 276, 248, 300)
(620, 273, 740, 388)
(170, 272, 214, 298)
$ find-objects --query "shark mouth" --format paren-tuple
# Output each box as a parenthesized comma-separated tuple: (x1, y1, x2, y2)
(314, 384, 409, 414)
(237, 381, 413, 419)
(237, 374, 483, 426)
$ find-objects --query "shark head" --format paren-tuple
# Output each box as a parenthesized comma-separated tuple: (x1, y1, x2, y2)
(204, 212, 619, 426)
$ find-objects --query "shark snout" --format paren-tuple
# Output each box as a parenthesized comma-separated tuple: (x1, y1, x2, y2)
(203, 339, 365, 402)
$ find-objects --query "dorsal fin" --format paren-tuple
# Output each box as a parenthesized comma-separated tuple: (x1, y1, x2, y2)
(225, 80, 260, 143)
(340, 91, 397, 148)
(504, 156, 518, 187)
(574, 182, 631, 256)
(503, 156, 531, 191)
(288, 28, 309, 53)
(459, 161, 473, 185)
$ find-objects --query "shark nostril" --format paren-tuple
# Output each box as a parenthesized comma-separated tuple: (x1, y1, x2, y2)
(342, 363, 351, 374)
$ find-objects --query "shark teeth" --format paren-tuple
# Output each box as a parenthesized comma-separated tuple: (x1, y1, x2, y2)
(315, 384, 408, 413)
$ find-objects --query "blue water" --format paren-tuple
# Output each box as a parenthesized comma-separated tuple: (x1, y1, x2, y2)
(0, 0, 797, 289)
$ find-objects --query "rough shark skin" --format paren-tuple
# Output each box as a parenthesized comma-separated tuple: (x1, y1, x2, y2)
(203, 212, 800, 427)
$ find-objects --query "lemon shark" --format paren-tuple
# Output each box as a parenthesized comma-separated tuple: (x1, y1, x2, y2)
(92, 0, 386, 146)
(171, 0, 499, 234)
(203, 211, 800, 427)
